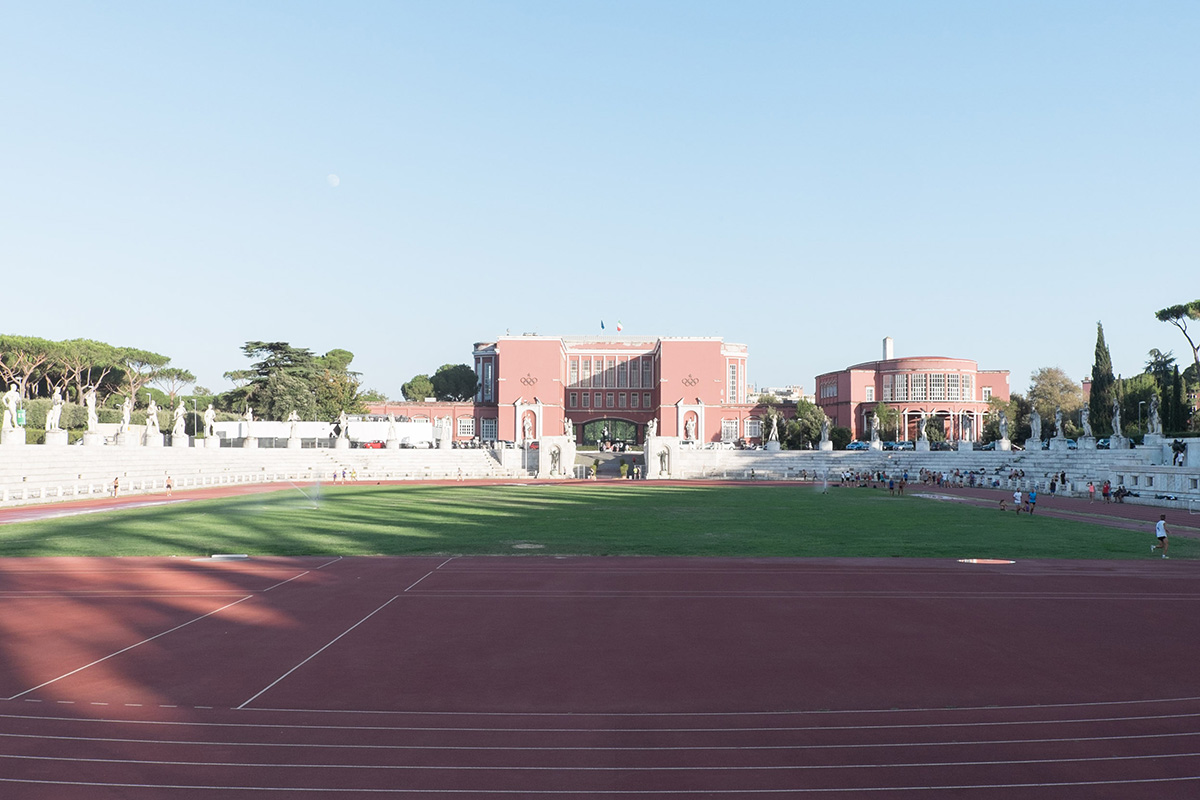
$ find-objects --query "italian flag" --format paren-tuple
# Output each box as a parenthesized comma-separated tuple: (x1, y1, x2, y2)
(616, 320, 623, 332)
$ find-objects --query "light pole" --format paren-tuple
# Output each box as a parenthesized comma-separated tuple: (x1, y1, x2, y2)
(1138, 401, 1146, 432)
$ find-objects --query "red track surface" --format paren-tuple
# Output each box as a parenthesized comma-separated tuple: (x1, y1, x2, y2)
(2, 553, 1199, 798)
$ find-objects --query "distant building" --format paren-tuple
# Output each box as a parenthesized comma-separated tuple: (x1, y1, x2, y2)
(814, 337, 1010, 442)
(751, 385, 810, 404)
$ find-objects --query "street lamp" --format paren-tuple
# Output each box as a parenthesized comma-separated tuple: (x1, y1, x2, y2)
(1138, 401, 1146, 431)
(192, 399, 198, 442)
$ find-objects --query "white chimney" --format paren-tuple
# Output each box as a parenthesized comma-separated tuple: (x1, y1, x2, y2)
(883, 336, 894, 361)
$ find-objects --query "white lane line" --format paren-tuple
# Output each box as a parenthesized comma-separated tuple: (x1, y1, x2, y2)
(6, 709, 1200, 734)
(404, 571, 435, 592)
(0, 774, 1198, 794)
(262, 571, 309, 592)
(237, 596, 400, 710)
(315, 556, 343, 570)
(4, 728, 1199, 752)
(436, 557, 455, 569)
(6, 596, 254, 701)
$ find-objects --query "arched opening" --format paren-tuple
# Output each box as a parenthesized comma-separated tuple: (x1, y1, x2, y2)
(581, 418, 638, 448)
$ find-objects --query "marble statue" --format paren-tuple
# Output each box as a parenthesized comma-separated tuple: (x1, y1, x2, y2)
(337, 410, 349, 439)
(768, 415, 779, 442)
(1029, 409, 1041, 442)
(658, 449, 669, 474)
(120, 395, 133, 434)
(523, 415, 533, 442)
(45, 388, 64, 432)
(287, 409, 301, 439)
(563, 417, 574, 437)
(384, 412, 395, 441)
(2, 384, 20, 431)
(918, 410, 929, 441)
(145, 397, 160, 433)
(685, 417, 696, 441)
(1053, 407, 1063, 438)
(999, 409, 1009, 440)
(820, 416, 830, 442)
(870, 412, 880, 442)
(203, 403, 216, 438)
(1149, 394, 1161, 435)
(85, 388, 98, 431)
(960, 411, 970, 439)
(1081, 406, 1092, 438)
(172, 401, 187, 437)
(646, 419, 657, 439)
(242, 406, 253, 437)
(1111, 398, 1121, 438)
(549, 446, 560, 474)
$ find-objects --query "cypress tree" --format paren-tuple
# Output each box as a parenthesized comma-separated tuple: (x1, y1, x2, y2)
(1171, 365, 1183, 434)
(1089, 322, 1116, 435)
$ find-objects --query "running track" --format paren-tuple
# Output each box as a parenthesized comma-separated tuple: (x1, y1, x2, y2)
(1, 551, 1199, 798)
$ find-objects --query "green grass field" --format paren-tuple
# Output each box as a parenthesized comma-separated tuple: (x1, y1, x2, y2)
(0, 483, 1181, 560)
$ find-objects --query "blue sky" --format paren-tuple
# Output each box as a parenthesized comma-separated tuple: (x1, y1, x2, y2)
(2, 1, 1196, 397)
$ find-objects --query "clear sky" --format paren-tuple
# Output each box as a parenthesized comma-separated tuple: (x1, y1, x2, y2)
(2, 1, 1196, 397)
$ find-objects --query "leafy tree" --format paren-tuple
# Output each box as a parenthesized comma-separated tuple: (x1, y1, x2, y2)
(220, 342, 364, 419)
(924, 416, 946, 442)
(871, 402, 900, 441)
(118, 347, 170, 405)
(57, 339, 121, 404)
(831, 426, 852, 450)
(784, 399, 826, 449)
(0, 335, 57, 398)
(432, 364, 477, 401)
(1089, 322, 1116, 436)
(1028, 366, 1083, 424)
(1155, 301, 1200, 376)
(401, 374, 435, 401)
(152, 367, 196, 405)
(1117, 373, 1157, 438)
(358, 387, 389, 403)
(1145, 348, 1176, 392)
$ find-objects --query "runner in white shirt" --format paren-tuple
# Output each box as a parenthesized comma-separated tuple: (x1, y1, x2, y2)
(1012, 490, 1022, 514)
(1152, 515, 1169, 558)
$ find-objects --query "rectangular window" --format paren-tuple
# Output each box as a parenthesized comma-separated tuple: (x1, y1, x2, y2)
(893, 374, 907, 402)
(630, 358, 640, 388)
(457, 417, 475, 437)
(745, 419, 762, 439)
(820, 381, 837, 399)
(603, 359, 613, 388)
(481, 418, 497, 440)
(631, 393, 639, 409)
(865, 387, 875, 402)
(618, 393, 626, 408)
(569, 392, 577, 408)
(882, 375, 892, 402)
(582, 393, 590, 408)
(929, 374, 944, 401)
(483, 363, 493, 401)
(594, 392, 602, 408)
(642, 360, 653, 388)
(594, 359, 603, 388)
(618, 360, 628, 388)
(569, 360, 578, 388)
(946, 373, 960, 401)
(982, 386, 992, 402)
(606, 392, 614, 408)
(910, 374, 926, 402)
(729, 364, 738, 404)
(962, 374, 973, 401)
(722, 419, 739, 441)
(643, 392, 651, 408)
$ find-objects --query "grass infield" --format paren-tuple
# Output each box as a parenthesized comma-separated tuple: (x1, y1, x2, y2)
(0, 482, 1183, 560)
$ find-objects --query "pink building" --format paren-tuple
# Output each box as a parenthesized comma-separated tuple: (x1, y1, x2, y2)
(815, 338, 1010, 442)
(373, 335, 775, 445)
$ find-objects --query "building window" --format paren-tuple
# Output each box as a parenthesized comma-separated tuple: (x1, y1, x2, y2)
(882, 375, 892, 402)
(605, 359, 615, 388)
(606, 392, 614, 408)
(569, 392, 578, 408)
(581, 359, 591, 388)
(982, 386, 992, 402)
(594, 392, 602, 408)
(457, 417, 475, 437)
(947, 373, 960, 401)
(893, 374, 907, 402)
(722, 419, 739, 441)
(643, 392, 651, 408)
(929, 374, 944, 401)
(745, 418, 762, 439)
(630, 358, 640, 388)
(480, 418, 497, 440)
(569, 360, 578, 388)
(618, 360, 628, 388)
(820, 381, 837, 399)
(729, 364, 738, 404)
(631, 393, 639, 409)
(963, 374, 974, 401)
(618, 393, 627, 409)
(483, 362, 493, 401)
(582, 393, 590, 408)
(865, 387, 875, 402)
(642, 360, 653, 388)
(910, 374, 926, 402)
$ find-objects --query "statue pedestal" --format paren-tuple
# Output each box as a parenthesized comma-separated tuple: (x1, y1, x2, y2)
(957, 440, 974, 452)
(288, 437, 302, 449)
(537, 435, 577, 479)
(869, 440, 883, 451)
(1024, 439, 1040, 452)
(916, 440, 930, 452)
(205, 436, 223, 449)
(242, 437, 257, 449)
(44, 429, 69, 446)
(82, 431, 103, 447)
(386, 438, 400, 450)
(818, 440, 833, 451)
(171, 435, 190, 448)
(1078, 436, 1096, 451)
(1048, 438, 1069, 453)
(144, 432, 164, 447)
(765, 441, 781, 452)
(115, 432, 138, 447)
(334, 437, 350, 450)
(1109, 435, 1128, 450)
(2, 428, 26, 446)
(1143, 433, 1165, 449)
(996, 438, 1011, 451)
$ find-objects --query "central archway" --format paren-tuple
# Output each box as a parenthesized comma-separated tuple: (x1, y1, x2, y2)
(581, 419, 638, 447)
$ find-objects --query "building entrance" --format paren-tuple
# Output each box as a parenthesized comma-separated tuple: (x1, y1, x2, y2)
(581, 419, 637, 448)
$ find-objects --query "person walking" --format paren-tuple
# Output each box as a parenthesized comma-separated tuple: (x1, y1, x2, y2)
(1087, 481, 1095, 503)
(111, 477, 120, 498)
(165, 476, 173, 497)
(1027, 488, 1037, 515)
(1152, 515, 1170, 558)
(1102, 480, 1111, 503)
(1013, 489, 1022, 513)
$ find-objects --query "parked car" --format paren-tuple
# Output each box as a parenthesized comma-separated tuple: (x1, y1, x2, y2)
(846, 441, 870, 451)
(1096, 438, 1111, 449)
(893, 441, 914, 451)
(978, 441, 997, 451)
(356, 441, 384, 449)
(930, 441, 956, 451)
